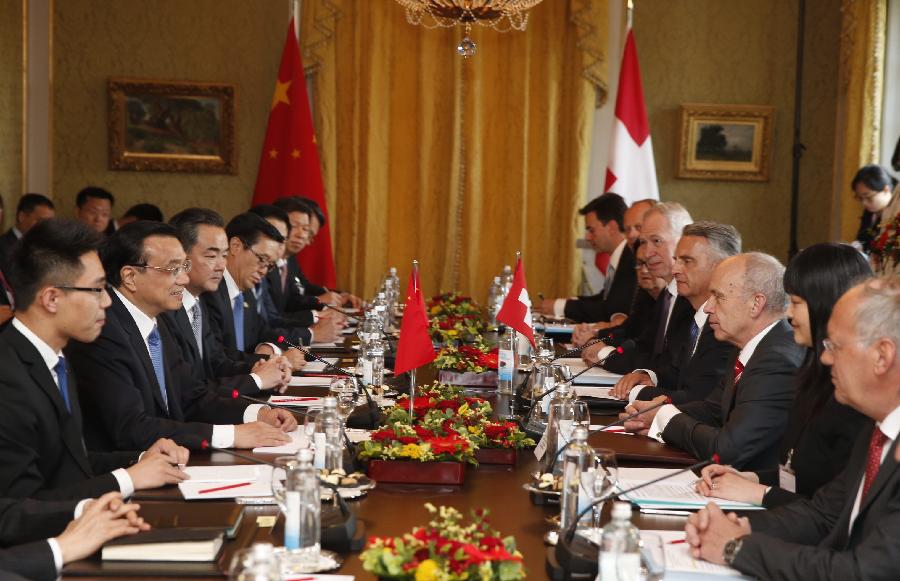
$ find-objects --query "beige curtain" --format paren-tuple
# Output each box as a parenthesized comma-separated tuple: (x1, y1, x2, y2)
(301, 0, 607, 301)
(833, 0, 887, 240)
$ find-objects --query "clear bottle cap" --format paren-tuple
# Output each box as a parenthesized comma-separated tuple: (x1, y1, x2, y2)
(611, 501, 632, 520)
(251, 542, 274, 559)
(572, 426, 588, 442)
(297, 448, 314, 463)
(323, 396, 337, 408)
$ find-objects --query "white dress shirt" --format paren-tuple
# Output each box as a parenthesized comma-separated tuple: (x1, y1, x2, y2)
(648, 319, 780, 442)
(113, 289, 263, 448)
(848, 405, 900, 533)
(554, 239, 628, 319)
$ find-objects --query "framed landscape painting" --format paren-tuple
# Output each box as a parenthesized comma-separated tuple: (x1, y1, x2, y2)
(108, 78, 237, 174)
(677, 103, 774, 181)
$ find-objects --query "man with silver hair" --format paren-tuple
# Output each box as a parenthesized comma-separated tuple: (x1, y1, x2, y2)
(582, 201, 695, 373)
(685, 275, 900, 579)
(621, 252, 805, 473)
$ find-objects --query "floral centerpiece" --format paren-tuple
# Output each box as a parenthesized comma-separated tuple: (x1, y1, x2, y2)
(359, 383, 534, 471)
(434, 342, 499, 387)
(428, 293, 486, 344)
(871, 212, 900, 274)
(360, 503, 526, 580)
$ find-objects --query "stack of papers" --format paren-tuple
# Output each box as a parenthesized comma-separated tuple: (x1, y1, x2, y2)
(252, 429, 308, 454)
(288, 376, 333, 387)
(179, 465, 274, 500)
(311, 340, 342, 348)
(616, 468, 765, 511)
(574, 386, 618, 400)
(536, 323, 575, 334)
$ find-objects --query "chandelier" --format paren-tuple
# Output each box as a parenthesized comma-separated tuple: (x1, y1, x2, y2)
(394, 0, 545, 57)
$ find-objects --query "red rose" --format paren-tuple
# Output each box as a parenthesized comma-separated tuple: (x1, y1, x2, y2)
(398, 436, 419, 444)
(413, 425, 434, 438)
(484, 423, 511, 440)
(436, 399, 461, 412)
(371, 429, 397, 442)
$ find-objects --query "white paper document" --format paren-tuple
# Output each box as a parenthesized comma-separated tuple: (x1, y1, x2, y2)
(284, 576, 354, 581)
(288, 376, 334, 387)
(179, 465, 274, 499)
(572, 367, 623, 386)
(311, 341, 341, 348)
(575, 386, 618, 399)
(643, 530, 753, 579)
(252, 429, 308, 454)
(182, 465, 262, 483)
(302, 358, 339, 372)
(618, 480, 765, 511)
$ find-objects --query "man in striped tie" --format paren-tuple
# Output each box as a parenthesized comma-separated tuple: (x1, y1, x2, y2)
(685, 275, 900, 580)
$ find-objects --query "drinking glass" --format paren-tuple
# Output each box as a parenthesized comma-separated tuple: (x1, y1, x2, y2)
(584, 448, 618, 529)
(270, 456, 299, 513)
(329, 376, 359, 423)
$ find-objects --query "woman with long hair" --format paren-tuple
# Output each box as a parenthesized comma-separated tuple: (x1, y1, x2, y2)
(697, 243, 872, 507)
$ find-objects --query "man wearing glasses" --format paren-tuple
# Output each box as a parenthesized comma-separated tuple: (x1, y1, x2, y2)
(66, 220, 296, 452)
(0, 219, 191, 500)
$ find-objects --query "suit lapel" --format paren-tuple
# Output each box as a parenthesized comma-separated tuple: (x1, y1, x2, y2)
(6, 327, 94, 476)
(720, 351, 739, 419)
(215, 282, 239, 348)
(173, 308, 200, 365)
(109, 293, 171, 415)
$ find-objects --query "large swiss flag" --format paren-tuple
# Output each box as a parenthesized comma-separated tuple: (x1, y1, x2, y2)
(604, 28, 659, 204)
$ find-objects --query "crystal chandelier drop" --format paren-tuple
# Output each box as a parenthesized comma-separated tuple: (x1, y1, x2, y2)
(394, 0, 545, 58)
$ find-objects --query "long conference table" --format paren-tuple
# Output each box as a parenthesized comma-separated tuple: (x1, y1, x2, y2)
(63, 341, 699, 580)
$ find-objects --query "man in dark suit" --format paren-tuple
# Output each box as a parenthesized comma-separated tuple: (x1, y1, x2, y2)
(611, 222, 741, 405)
(685, 276, 900, 580)
(0, 219, 189, 500)
(162, 207, 293, 396)
(0, 491, 148, 581)
(203, 212, 311, 361)
(0, 193, 56, 323)
(536, 193, 638, 323)
(74, 186, 114, 235)
(250, 204, 343, 344)
(623, 253, 805, 472)
(66, 220, 296, 451)
(581, 202, 695, 372)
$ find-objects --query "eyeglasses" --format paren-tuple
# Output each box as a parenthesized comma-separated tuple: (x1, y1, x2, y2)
(54, 286, 106, 296)
(822, 338, 841, 352)
(634, 260, 651, 271)
(853, 190, 882, 202)
(129, 260, 192, 277)
(247, 247, 277, 272)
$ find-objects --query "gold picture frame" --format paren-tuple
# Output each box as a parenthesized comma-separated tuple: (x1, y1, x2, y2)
(108, 78, 237, 174)
(677, 103, 774, 181)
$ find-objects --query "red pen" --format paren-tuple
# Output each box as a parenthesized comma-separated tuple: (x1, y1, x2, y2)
(198, 481, 253, 494)
(668, 538, 687, 545)
(271, 397, 320, 403)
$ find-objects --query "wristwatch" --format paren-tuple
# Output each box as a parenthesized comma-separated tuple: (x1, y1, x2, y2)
(722, 536, 745, 566)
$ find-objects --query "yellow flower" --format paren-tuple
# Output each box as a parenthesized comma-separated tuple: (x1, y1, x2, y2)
(415, 559, 440, 581)
(400, 443, 425, 459)
(447, 330, 458, 336)
(430, 306, 440, 314)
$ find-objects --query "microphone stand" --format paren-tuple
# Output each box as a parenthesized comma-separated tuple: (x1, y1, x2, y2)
(514, 337, 605, 400)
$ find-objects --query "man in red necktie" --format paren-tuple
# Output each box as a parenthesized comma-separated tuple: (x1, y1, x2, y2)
(685, 275, 900, 580)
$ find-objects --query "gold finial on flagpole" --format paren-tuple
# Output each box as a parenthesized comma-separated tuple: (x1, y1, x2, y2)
(626, 0, 634, 28)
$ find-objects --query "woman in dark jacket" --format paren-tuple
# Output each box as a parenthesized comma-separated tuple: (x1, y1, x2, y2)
(697, 243, 872, 507)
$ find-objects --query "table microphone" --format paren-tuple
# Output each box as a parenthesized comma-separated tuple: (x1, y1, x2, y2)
(277, 335, 358, 376)
(278, 336, 382, 430)
(235, 392, 315, 417)
(552, 454, 719, 577)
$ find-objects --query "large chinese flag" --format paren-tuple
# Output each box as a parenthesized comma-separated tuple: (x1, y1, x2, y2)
(253, 19, 336, 288)
(603, 28, 659, 204)
(393, 266, 436, 375)
(496, 257, 536, 348)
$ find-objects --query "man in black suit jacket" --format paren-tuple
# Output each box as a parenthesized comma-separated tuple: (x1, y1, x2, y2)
(250, 204, 343, 343)
(685, 276, 900, 579)
(0, 193, 56, 270)
(163, 208, 293, 397)
(0, 492, 148, 581)
(66, 221, 296, 451)
(0, 219, 189, 500)
(612, 222, 741, 405)
(581, 202, 694, 369)
(623, 253, 805, 472)
(537, 193, 638, 323)
(202, 212, 314, 361)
